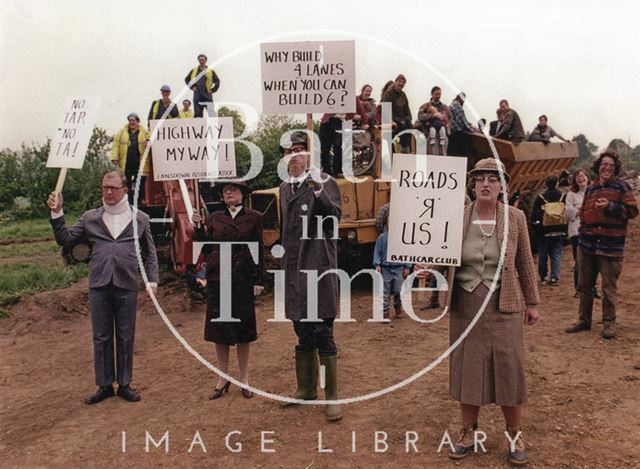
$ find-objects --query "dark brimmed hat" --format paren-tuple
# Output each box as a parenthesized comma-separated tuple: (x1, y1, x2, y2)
(279, 131, 308, 154)
(212, 180, 252, 196)
(468, 158, 510, 183)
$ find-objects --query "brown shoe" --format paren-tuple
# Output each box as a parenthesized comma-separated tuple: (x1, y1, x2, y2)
(506, 426, 528, 465)
(449, 424, 477, 460)
(565, 321, 591, 333)
(603, 321, 616, 339)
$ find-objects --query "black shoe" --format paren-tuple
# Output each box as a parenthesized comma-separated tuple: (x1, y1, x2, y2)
(84, 385, 115, 405)
(241, 387, 254, 399)
(565, 321, 591, 333)
(210, 381, 231, 400)
(549, 279, 559, 286)
(117, 385, 141, 402)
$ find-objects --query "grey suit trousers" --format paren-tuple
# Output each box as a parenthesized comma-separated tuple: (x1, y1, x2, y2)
(89, 284, 138, 386)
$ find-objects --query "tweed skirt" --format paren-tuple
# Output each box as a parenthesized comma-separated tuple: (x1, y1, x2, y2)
(449, 283, 527, 407)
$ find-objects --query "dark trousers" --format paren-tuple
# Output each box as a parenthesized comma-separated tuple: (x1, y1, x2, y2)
(570, 236, 579, 290)
(448, 131, 471, 158)
(393, 117, 412, 150)
(194, 94, 213, 118)
(88, 284, 138, 386)
(577, 247, 623, 324)
(538, 234, 563, 281)
(320, 117, 343, 176)
(125, 167, 146, 205)
(293, 319, 337, 357)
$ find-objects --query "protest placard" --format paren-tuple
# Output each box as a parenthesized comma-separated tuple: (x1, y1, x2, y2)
(46, 97, 101, 169)
(150, 117, 236, 181)
(387, 154, 468, 267)
(260, 40, 356, 114)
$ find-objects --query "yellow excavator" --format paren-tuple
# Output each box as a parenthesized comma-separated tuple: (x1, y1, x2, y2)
(249, 127, 578, 272)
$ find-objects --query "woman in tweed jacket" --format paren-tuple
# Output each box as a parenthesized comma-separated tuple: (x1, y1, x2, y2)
(448, 158, 540, 466)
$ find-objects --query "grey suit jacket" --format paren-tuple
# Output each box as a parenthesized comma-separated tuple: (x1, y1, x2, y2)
(50, 207, 159, 291)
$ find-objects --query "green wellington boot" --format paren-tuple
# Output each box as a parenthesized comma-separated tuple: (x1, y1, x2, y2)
(319, 354, 343, 421)
(281, 348, 318, 407)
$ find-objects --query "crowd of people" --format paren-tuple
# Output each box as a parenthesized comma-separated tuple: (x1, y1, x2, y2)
(110, 53, 220, 203)
(43, 55, 639, 467)
(317, 73, 571, 176)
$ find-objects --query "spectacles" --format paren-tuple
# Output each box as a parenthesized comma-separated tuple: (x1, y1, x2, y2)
(473, 175, 501, 183)
(102, 185, 125, 192)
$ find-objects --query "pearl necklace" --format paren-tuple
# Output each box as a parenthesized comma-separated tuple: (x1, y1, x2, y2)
(476, 208, 496, 238)
(478, 222, 495, 238)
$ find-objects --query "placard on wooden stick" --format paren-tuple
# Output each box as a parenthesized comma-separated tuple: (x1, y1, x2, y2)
(46, 96, 101, 198)
(149, 117, 236, 181)
(387, 154, 468, 267)
(260, 40, 356, 114)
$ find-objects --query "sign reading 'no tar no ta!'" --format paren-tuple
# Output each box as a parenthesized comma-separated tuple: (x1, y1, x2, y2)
(46, 96, 101, 169)
(387, 154, 468, 267)
(260, 40, 356, 114)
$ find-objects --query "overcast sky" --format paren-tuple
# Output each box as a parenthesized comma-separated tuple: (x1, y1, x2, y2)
(2, 0, 639, 151)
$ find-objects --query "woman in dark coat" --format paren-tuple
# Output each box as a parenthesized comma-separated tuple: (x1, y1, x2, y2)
(192, 180, 265, 399)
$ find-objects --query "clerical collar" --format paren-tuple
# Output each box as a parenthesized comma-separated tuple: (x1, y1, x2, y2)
(289, 171, 309, 185)
(103, 196, 130, 215)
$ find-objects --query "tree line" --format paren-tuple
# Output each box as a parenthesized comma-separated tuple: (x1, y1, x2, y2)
(0, 109, 637, 220)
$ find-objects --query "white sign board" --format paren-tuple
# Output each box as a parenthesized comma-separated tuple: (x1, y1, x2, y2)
(260, 40, 356, 114)
(46, 97, 101, 169)
(150, 117, 236, 181)
(387, 154, 468, 267)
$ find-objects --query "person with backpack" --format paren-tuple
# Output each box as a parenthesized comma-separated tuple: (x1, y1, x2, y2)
(532, 175, 567, 285)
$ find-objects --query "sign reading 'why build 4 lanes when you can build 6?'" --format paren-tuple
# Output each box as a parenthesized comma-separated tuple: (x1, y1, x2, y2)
(260, 40, 356, 114)
(387, 154, 468, 267)
(150, 117, 236, 181)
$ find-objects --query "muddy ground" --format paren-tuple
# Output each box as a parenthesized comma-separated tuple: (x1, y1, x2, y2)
(1, 219, 639, 469)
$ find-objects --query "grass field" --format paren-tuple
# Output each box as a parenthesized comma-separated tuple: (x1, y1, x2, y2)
(0, 218, 54, 241)
(0, 216, 87, 317)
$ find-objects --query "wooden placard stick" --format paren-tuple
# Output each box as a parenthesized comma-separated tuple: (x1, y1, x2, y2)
(444, 266, 456, 310)
(193, 179, 201, 229)
(306, 113, 314, 167)
(53, 168, 68, 206)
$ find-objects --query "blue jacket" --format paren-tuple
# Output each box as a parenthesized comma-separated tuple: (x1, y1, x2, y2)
(374, 232, 411, 270)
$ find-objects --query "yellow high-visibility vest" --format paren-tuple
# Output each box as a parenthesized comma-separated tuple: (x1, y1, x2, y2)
(190, 66, 214, 93)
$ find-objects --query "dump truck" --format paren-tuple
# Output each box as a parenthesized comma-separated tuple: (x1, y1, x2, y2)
(249, 129, 578, 272)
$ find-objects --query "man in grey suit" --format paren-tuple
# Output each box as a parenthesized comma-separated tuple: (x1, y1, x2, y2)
(47, 171, 159, 404)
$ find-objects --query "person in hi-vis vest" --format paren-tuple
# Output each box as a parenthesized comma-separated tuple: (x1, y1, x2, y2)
(147, 84, 178, 128)
(179, 99, 193, 119)
(111, 113, 150, 205)
(184, 54, 220, 117)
